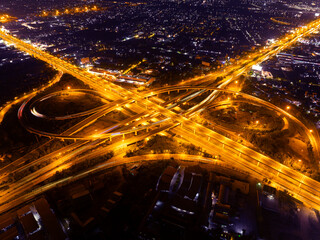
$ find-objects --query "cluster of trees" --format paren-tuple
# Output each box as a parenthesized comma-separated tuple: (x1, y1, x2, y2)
(306, 141, 314, 162)
(9, 159, 51, 182)
(8, 150, 114, 184)
(125, 135, 212, 157)
(51, 151, 114, 182)
(244, 130, 290, 160)
(181, 142, 204, 155)
(126, 135, 180, 157)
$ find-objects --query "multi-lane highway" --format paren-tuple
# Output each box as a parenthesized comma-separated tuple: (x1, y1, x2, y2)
(0, 153, 224, 214)
(0, 17, 320, 213)
(146, 85, 320, 160)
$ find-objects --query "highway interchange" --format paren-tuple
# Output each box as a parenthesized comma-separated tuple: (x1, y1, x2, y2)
(0, 17, 320, 214)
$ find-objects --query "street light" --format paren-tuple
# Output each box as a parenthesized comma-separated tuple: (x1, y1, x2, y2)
(286, 106, 290, 110)
(309, 129, 313, 133)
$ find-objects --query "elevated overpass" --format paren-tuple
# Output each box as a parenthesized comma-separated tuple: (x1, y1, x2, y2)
(0, 17, 320, 212)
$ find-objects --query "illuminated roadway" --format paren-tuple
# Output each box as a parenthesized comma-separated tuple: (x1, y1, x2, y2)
(146, 86, 320, 160)
(0, 18, 320, 212)
(0, 153, 224, 214)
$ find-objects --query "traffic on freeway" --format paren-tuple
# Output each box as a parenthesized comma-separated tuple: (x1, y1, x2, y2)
(0, 17, 320, 213)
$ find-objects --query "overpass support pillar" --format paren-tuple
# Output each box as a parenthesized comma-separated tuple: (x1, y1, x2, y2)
(135, 131, 137, 135)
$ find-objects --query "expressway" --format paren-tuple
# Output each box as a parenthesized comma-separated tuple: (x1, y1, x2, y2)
(19, 94, 171, 140)
(0, 124, 178, 209)
(147, 85, 320, 161)
(0, 17, 320, 213)
(17, 83, 320, 211)
(0, 153, 226, 214)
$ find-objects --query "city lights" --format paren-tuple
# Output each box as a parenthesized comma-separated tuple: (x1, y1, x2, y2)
(0, 1, 320, 239)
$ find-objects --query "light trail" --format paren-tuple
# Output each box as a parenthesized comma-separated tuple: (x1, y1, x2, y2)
(0, 17, 320, 214)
